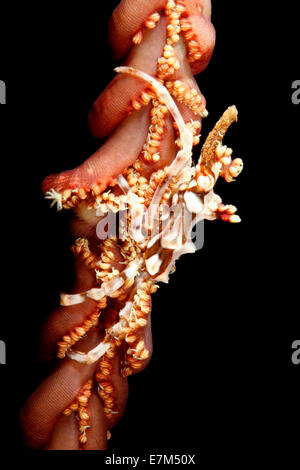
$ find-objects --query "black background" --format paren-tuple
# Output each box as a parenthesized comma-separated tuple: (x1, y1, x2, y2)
(0, 0, 299, 463)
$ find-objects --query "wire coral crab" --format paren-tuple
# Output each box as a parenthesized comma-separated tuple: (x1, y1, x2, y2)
(21, 0, 244, 450)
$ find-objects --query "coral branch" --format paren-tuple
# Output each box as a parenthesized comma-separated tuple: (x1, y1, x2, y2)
(22, 0, 243, 451)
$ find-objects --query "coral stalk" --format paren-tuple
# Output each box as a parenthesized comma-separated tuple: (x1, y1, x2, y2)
(20, 0, 243, 450)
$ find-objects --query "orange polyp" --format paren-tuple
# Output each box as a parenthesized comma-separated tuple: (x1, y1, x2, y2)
(132, 30, 143, 45)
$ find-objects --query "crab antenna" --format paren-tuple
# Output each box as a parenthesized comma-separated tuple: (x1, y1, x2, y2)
(115, 66, 193, 152)
(115, 66, 194, 229)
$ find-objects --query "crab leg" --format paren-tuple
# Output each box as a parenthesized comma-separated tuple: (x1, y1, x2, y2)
(68, 273, 148, 365)
(68, 341, 112, 365)
(61, 258, 143, 306)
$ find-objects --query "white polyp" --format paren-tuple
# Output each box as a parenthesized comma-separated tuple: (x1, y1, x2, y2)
(68, 341, 111, 365)
(45, 188, 63, 211)
(60, 293, 86, 306)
